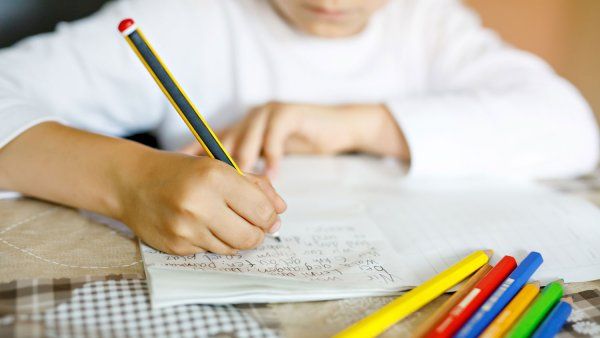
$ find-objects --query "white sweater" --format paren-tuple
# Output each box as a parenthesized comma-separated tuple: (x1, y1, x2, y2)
(0, 0, 597, 178)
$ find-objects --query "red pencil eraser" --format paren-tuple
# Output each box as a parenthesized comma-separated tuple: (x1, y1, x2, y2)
(118, 18, 135, 33)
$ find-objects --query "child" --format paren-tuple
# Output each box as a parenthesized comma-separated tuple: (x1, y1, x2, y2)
(0, 0, 597, 255)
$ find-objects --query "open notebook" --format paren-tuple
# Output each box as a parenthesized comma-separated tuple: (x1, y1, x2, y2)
(142, 203, 415, 306)
(142, 156, 600, 307)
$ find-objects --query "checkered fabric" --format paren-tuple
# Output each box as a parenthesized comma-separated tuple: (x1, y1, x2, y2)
(2, 277, 600, 338)
(0, 277, 278, 338)
(0, 274, 142, 317)
(561, 289, 600, 337)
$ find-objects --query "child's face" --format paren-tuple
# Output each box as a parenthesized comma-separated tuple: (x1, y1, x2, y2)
(270, 0, 389, 38)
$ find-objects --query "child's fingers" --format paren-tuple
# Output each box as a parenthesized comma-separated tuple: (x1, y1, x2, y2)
(217, 127, 231, 140)
(224, 178, 279, 232)
(166, 243, 205, 256)
(263, 113, 294, 177)
(246, 174, 287, 213)
(178, 142, 204, 155)
(210, 208, 266, 250)
(285, 136, 315, 153)
(192, 228, 238, 255)
(158, 235, 207, 256)
(165, 219, 237, 255)
(220, 127, 241, 157)
(235, 109, 270, 172)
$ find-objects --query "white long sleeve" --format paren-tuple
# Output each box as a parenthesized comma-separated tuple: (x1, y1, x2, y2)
(0, 0, 597, 179)
(0, 0, 215, 146)
(386, 0, 599, 178)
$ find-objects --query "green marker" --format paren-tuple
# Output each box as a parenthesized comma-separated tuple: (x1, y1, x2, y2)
(506, 281, 564, 338)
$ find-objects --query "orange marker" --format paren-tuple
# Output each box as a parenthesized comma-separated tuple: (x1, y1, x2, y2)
(480, 283, 540, 338)
(412, 264, 493, 338)
(426, 256, 517, 338)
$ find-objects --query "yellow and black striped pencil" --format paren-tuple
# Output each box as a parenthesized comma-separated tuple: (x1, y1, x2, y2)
(118, 18, 281, 241)
(118, 18, 241, 173)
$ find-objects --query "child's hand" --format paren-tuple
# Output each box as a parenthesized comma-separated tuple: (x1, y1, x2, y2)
(180, 103, 408, 176)
(120, 151, 286, 256)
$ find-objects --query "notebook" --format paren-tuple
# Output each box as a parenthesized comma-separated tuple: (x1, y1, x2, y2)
(141, 156, 600, 307)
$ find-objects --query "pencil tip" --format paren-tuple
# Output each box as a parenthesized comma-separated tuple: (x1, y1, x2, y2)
(483, 249, 494, 257)
(274, 236, 282, 242)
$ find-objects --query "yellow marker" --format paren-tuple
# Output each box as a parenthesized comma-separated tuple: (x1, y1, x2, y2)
(334, 250, 491, 338)
(411, 264, 493, 338)
(480, 282, 540, 338)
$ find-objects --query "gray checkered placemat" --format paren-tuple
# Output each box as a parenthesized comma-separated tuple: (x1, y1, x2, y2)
(0, 274, 142, 317)
(2, 276, 600, 337)
(561, 289, 600, 337)
(0, 277, 278, 338)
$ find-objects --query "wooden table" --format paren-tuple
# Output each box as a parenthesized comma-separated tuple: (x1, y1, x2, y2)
(2, 171, 600, 337)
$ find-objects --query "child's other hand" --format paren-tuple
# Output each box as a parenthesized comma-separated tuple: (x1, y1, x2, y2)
(120, 151, 286, 256)
(218, 103, 409, 176)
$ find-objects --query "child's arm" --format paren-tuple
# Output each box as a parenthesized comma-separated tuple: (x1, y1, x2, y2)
(194, 1, 599, 179)
(0, 1, 283, 255)
(381, 0, 599, 179)
(0, 0, 208, 160)
(0, 122, 286, 255)
(189, 103, 410, 175)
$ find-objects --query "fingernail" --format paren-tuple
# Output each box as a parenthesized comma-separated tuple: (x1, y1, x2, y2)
(269, 219, 282, 234)
(280, 198, 288, 210)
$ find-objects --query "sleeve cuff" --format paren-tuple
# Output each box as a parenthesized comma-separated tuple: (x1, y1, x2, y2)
(386, 96, 498, 178)
(0, 103, 66, 149)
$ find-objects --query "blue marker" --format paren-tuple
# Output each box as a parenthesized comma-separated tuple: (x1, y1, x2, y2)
(456, 251, 544, 338)
(531, 300, 573, 338)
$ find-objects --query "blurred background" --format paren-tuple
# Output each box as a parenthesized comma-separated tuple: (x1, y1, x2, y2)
(0, 0, 598, 121)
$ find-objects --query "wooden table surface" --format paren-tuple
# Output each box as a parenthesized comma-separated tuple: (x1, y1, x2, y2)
(2, 171, 600, 337)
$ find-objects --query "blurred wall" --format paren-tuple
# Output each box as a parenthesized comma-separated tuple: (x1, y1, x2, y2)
(466, 0, 600, 121)
(0, 0, 108, 47)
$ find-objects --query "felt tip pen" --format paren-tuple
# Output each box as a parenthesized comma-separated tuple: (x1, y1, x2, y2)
(411, 264, 493, 338)
(531, 299, 573, 338)
(455, 251, 544, 338)
(335, 250, 492, 338)
(506, 281, 564, 338)
(425, 255, 517, 338)
(480, 282, 540, 338)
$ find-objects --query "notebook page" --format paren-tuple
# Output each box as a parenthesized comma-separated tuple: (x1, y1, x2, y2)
(142, 199, 416, 290)
(273, 156, 600, 285)
(367, 180, 600, 285)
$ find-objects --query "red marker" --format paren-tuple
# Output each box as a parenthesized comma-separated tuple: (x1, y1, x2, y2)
(425, 255, 517, 338)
